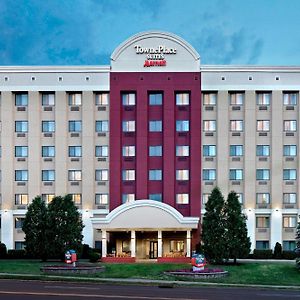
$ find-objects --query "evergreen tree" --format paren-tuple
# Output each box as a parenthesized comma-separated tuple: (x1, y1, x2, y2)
(22, 196, 49, 260)
(201, 187, 226, 264)
(224, 191, 251, 264)
(296, 218, 300, 269)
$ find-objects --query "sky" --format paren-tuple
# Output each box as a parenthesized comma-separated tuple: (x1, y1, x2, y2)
(0, 0, 300, 66)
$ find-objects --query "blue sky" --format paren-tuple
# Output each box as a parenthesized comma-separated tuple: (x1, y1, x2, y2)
(1, 0, 300, 66)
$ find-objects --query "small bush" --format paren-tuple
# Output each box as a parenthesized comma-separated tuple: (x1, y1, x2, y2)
(80, 244, 91, 259)
(0, 243, 7, 258)
(273, 242, 282, 259)
(89, 251, 100, 262)
(7, 250, 26, 259)
(253, 249, 273, 259)
(282, 250, 297, 260)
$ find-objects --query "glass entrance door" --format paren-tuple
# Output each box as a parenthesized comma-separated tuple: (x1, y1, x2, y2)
(149, 241, 158, 259)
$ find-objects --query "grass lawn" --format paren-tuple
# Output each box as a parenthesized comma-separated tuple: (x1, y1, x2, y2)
(0, 260, 299, 286)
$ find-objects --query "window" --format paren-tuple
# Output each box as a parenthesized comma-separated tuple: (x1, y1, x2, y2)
(283, 145, 297, 156)
(256, 193, 270, 204)
(230, 145, 243, 156)
(15, 194, 28, 205)
(229, 169, 243, 180)
(71, 194, 82, 205)
(42, 146, 55, 157)
(257, 92, 271, 105)
(203, 169, 216, 181)
(283, 193, 297, 204)
(257, 120, 270, 132)
(149, 194, 162, 202)
(42, 93, 55, 106)
(95, 169, 109, 181)
(176, 145, 189, 157)
(122, 93, 135, 105)
(283, 216, 297, 228)
(68, 121, 82, 132)
(256, 241, 270, 250)
(256, 216, 270, 228)
(283, 92, 297, 105)
(256, 145, 270, 156)
(122, 146, 135, 157)
(15, 121, 28, 132)
(149, 170, 162, 180)
(203, 93, 217, 105)
(176, 193, 189, 204)
(42, 170, 55, 181)
(42, 121, 55, 132)
(283, 241, 296, 251)
(68, 170, 82, 181)
(149, 93, 162, 105)
(122, 170, 135, 181)
(95, 194, 109, 205)
(15, 217, 25, 229)
(15, 146, 28, 157)
(176, 93, 189, 105)
(15, 170, 28, 181)
(122, 194, 135, 203)
(42, 194, 55, 204)
(230, 92, 244, 105)
(176, 120, 189, 132)
(95, 146, 108, 157)
(284, 120, 297, 132)
(68, 93, 82, 106)
(170, 240, 185, 252)
(68, 146, 81, 157)
(176, 170, 189, 180)
(122, 121, 135, 132)
(202, 194, 209, 204)
(203, 120, 216, 132)
(203, 145, 216, 157)
(149, 120, 162, 132)
(256, 169, 270, 180)
(96, 120, 109, 132)
(15, 93, 28, 106)
(283, 169, 297, 180)
(149, 146, 162, 156)
(95, 93, 109, 105)
(230, 120, 243, 132)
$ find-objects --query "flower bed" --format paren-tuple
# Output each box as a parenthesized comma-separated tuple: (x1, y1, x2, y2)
(165, 268, 228, 279)
(40, 264, 105, 275)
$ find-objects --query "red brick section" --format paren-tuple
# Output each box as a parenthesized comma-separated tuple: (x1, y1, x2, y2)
(101, 257, 136, 263)
(157, 257, 191, 264)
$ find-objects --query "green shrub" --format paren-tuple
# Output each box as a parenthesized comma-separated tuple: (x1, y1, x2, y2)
(273, 242, 282, 259)
(253, 249, 273, 259)
(80, 244, 91, 259)
(88, 251, 100, 262)
(0, 243, 7, 258)
(7, 250, 26, 259)
(282, 250, 297, 260)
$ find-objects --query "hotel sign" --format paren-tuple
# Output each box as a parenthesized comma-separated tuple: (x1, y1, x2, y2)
(134, 45, 177, 67)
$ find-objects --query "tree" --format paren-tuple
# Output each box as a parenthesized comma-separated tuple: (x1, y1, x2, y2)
(201, 187, 226, 264)
(224, 191, 251, 264)
(296, 218, 300, 269)
(22, 196, 49, 260)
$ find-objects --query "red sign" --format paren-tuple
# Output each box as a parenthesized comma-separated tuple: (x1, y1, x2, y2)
(144, 60, 167, 67)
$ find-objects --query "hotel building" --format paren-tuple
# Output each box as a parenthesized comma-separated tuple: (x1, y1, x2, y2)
(0, 31, 299, 261)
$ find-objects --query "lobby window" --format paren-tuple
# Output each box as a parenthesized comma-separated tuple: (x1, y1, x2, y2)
(96, 120, 109, 132)
(68, 93, 82, 106)
(122, 145, 135, 157)
(230, 92, 244, 105)
(283, 193, 297, 204)
(15, 121, 28, 133)
(95, 145, 108, 157)
(257, 120, 270, 132)
(203, 169, 216, 181)
(149, 170, 162, 181)
(176, 120, 189, 132)
(42, 146, 55, 157)
(149, 93, 163, 105)
(15, 170, 28, 181)
(176, 169, 189, 180)
(42, 170, 55, 181)
(95, 92, 109, 105)
(170, 240, 184, 252)
(283, 92, 298, 105)
(149, 120, 162, 132)
(283, 169, 297, 180)
(283, 145, 297, 156)
(256, 145, 270, 157)
(69, 120, 82, 132)
(15, 146, 28, 157)
(42, 93, 55, 106)
(15, 194, 28, 205)
(203, 120, 216, 132)
(283, 216, 297, 228)
(202, 194, 209, 205)
(230, 120, 243, 132)
(256, 92, 271, 105)
(122, 170, 135, 181)
(68, 170, 82, 181)
(176, 145, 189, 157)
(95, 194, 109, 205)
(95, 169, 109, 181)
(256, 193, 270, 204)
(42, 194, 55, 204)
(176, 193, 189, 204)
(122, 120, 135, 132)
(149, 145, 162, 156)
(15, 93, 28, 106)
(230, 145, 243, 156)
(71, 194, 82, 205)
(69, 146, 81, 157)
(42, 121, 55, 132)
(284, 120, 297, 132)
(256, 169, 270, 180)
(283, 241, 296, 251)
(256, 216, 270, 228)
(256, 241, 270, 250)
(203, 93, 217, 105)
(203, 145, 216, 157)
(122, 93, 135, 106)
(149, 194, 162, 202)
(15, 217, 25, 229)
(229, 169, 243, 180)
(176, 93, 189, 105)
(122, 194, 135, 203)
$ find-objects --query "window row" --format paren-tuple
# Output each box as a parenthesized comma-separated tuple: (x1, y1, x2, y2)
(256, 216, 298, 228)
